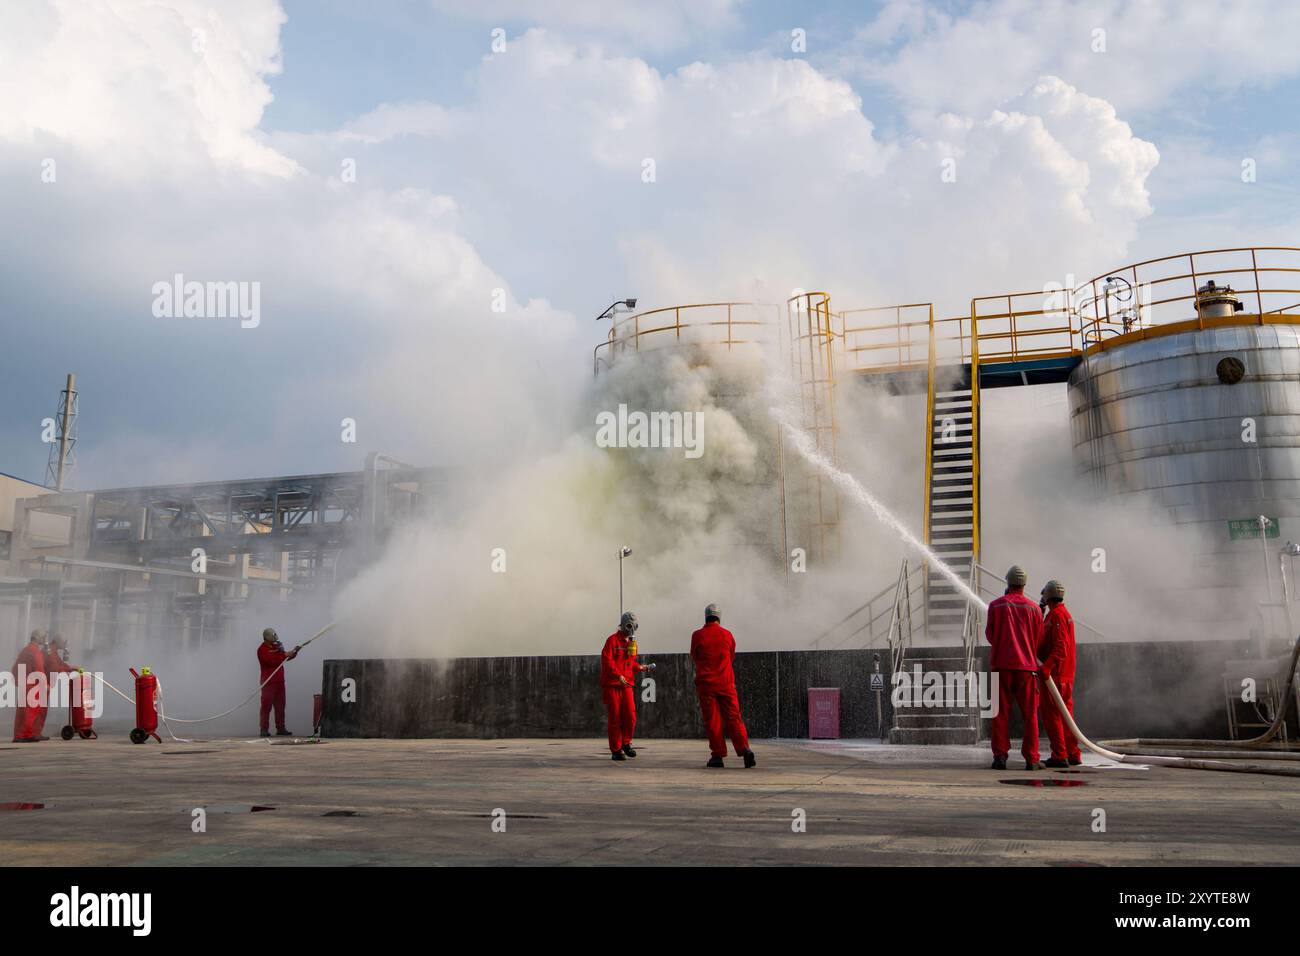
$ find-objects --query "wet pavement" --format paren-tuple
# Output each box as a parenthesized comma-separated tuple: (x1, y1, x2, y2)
(2, 737, 1297, 865)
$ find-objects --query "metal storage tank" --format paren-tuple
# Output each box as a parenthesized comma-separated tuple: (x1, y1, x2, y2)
(1067, 248, 1300, 625)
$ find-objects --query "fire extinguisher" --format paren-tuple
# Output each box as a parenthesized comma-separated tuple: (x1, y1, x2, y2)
(60, 668, 98, 740)
(129, 667, 162, 744)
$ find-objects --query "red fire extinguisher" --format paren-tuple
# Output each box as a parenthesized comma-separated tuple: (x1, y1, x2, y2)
(129, 667, 162, 744)
(60, 668, 98, 740)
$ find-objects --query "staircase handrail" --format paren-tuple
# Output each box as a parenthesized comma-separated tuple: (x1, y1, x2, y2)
(888, 560, 918, 677)
(809, 575, 900, 649)
(962, 561, 981, 676)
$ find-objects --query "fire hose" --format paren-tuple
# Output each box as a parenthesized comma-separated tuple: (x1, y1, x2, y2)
(1096, 634, 1300, 759)
(94, 621, 337, 741)
(1042, 672, 1300, 778)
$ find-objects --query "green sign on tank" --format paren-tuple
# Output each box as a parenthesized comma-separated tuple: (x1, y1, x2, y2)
(1228, 518, 1279, 540)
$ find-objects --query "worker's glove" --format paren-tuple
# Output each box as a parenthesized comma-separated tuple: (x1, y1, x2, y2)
(641, 663, 657, 672)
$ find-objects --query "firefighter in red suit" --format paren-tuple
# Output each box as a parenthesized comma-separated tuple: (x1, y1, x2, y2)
(1037, 580, 1081, 767)
(690, 604, 756, 769)
(601, 611, 649, 761)
(11, 630, 47, 743)
(984, 566, 1045, 770)
(33, 634, 75, 740)
(257, 627, 299, 737)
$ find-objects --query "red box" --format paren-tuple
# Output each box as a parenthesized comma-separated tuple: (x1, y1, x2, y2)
(808, 687, 841, 739)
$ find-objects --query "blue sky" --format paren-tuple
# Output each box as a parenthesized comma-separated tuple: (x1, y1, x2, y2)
(264, 0, 867, 130)
(2, 0, 1299, 489)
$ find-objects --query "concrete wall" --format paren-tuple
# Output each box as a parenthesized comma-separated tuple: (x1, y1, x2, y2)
(321, 650, 895, 740)
(0, 473, 48, 533)
(321, 639, 1294, 741)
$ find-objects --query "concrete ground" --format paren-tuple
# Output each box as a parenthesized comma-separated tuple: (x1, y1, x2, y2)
(2, 736, 1299, 866)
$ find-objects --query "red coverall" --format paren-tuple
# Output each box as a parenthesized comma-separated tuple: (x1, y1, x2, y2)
(35, 647, 74, 739)
(1038, 603, 1081, 762)
(257, 640, 294, 733)
(600, 631, 640, 753)
(690, 622, 750, 758)
(984, 590, 1045, 763)
(11, 639, 45, 742)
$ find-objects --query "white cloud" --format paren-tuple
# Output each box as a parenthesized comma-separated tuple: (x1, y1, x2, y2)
(339, 101, 460, 144)
(0, 1, 583, 484)
(1, 5, 1162, 488)
(269, 31, 1159, 319)
(0, 0, 296, 177)
(850, 0, 1300, 116)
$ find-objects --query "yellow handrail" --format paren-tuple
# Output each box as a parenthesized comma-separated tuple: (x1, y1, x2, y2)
(592, 248, 1300, 378)
(593, 301, 778, 375)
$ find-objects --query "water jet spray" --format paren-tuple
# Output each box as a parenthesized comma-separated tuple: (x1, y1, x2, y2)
(773, 407, 987, 613)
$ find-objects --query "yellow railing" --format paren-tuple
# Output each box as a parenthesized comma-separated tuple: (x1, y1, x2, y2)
(966, 246, 1300, 367)
(592, 302, 780, 375)
(591, 248, 1300, 378)
(969, 289, 1078, 365)
(786, 292, 842, 563)
(840, 303, 931, 371)
(1074, 246, 1300, 347)
(842, 247, 1300, 374)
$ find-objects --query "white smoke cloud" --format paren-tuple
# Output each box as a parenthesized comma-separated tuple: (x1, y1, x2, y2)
(0, 0, 1253, 684)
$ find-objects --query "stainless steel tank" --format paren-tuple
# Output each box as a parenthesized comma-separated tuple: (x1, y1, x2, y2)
(1068, 318, 1300, 623)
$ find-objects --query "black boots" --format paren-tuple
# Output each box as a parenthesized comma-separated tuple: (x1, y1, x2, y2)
(621, 744, 637, 758)
(742, 750, 757, 768)
(706, 756, 724, 768)
(611, 751, 627, 761)
(1044, 757, 1070, 768)
(990, 757, 1007, 769)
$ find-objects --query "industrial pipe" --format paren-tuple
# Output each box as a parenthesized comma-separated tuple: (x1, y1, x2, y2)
(1097, 634, 1300, 755)
(1042, 675, 1300, 778)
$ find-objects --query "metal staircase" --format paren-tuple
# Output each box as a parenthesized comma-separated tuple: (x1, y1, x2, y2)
(885, 557, 981, 745)
(805, 560, 982, 745)
(924, 382, 979, 643)
(805, 556, 1108, 745)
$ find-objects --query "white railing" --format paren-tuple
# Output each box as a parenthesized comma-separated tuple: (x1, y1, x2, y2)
(809, 559, 923, 652)
(888, 561, 920, 678)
